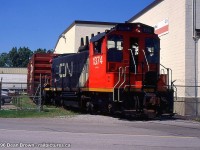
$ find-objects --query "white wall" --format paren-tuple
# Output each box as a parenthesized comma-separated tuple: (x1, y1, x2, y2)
(54, 23, 116, 54)
(128, 0, 200, 115)
(129, 0, 186, 87)
(128, 0, 188, 115)
(75, 24, 115, 53)
(54, 26, 76, 54)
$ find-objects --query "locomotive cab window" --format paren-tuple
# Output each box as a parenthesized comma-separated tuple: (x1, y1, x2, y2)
(93, 39, 102, 54)
(145, 38, 159, 63)
(107, 34, 123, 62)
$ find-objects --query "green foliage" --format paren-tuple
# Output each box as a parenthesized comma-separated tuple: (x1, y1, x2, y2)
(8, 47, 18, 67)
(0, 47, 53, 67)
(34, 48, 54, 54)
(0, 109, 76, 118)
(0, 53, 10, 67)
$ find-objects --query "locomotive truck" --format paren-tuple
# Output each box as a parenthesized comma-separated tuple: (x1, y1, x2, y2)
(28, 23, 174, 118)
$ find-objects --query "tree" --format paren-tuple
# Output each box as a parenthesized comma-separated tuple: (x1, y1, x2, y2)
(46, 49, 54, 53)
(8, 47, 33, 67)
(34, 48, 47, 54)
(8, 47, 19, 67)
(0, 53, 10, 67)
(18, 47, 33, 67)
(34, 48, 53, 54)
(0, 47, 53, 67)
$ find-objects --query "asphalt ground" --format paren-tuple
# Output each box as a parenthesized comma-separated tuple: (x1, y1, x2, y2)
(0, 115, 200, 150)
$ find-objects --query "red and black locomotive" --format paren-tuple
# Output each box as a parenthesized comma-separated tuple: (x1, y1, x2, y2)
(39, 23, 174, 117)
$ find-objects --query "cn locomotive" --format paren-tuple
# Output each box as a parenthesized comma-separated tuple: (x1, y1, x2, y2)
(31, 23, 174, 118)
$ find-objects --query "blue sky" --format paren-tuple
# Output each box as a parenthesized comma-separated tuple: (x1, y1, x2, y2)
(0, 0, 154, 53)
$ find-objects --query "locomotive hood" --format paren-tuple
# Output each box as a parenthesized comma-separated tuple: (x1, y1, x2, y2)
(90, 32, 106, 42)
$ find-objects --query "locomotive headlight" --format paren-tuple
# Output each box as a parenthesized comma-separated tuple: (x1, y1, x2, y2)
(135, 24, 141, 33)
(147, 47, 154, 56)
(135, 28, 141, 33)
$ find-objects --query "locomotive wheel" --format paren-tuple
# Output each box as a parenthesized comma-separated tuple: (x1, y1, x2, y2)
(108, 103, 114, 115)
(51, 98, 56, 106)
(86, 101, 94, 114)
(60, 99, 64, 107)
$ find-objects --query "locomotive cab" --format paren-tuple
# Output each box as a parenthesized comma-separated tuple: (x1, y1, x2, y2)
(88, 23, 174, 117)
(89, 23, 162, 91)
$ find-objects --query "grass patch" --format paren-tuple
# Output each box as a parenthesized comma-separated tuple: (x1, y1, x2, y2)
(195, 118, 200, 122)
(0, 95, 78, 118)
(0, 108, 77, 118)
(12, 95, 36, 109)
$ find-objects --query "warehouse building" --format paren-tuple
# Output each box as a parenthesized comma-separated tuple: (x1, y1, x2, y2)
(54, 20, 118, 54)
(128, 0, 200, 116)
(53, 0, 200, 116)
(0, 67, 27, 90)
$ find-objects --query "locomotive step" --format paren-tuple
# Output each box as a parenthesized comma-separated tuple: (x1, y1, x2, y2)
(61, 92, 78, 99)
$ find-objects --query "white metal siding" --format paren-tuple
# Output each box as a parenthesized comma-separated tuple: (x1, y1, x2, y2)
(0, 74, 27, 89)
(0, 68, 27, 74)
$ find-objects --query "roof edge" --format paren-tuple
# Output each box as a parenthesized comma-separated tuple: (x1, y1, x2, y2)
(127, 0, 164, 22)
(54, 20, 120, 52)
(63, 20, 120, 35)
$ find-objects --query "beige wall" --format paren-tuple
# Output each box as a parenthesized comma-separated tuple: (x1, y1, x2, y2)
(129, 0, 186, 87)
(54, 23, 115, 54)
(128, 0, 188, 115)
(54, 26, 76, 54)
(75, 24, 114, 52)
(129, 0, 200, 116)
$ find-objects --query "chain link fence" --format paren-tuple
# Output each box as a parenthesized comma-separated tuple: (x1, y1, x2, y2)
(0, 81, 200, 117)
(174, 85, 200, 117)
(0, 82, 42, 111)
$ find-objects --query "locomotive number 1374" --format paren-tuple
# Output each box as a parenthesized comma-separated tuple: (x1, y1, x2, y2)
(93, 56, 103, 66)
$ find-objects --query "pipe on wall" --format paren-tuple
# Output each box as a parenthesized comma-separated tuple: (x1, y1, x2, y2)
(193, 0, 199, 116)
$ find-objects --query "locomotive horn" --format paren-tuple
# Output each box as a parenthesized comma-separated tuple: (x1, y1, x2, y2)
(80, 37, 84, 46)
(85, 36, 89, 46)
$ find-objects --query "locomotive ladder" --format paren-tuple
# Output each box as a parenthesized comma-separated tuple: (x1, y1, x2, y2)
(113, 67, 123, 102)
(113, 66, 134, 102)
(113, 49, 137, 102)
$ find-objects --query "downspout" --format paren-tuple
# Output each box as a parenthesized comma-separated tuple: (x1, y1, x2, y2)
(193, 0, 196, 37)
(192, 0, 198, 116)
